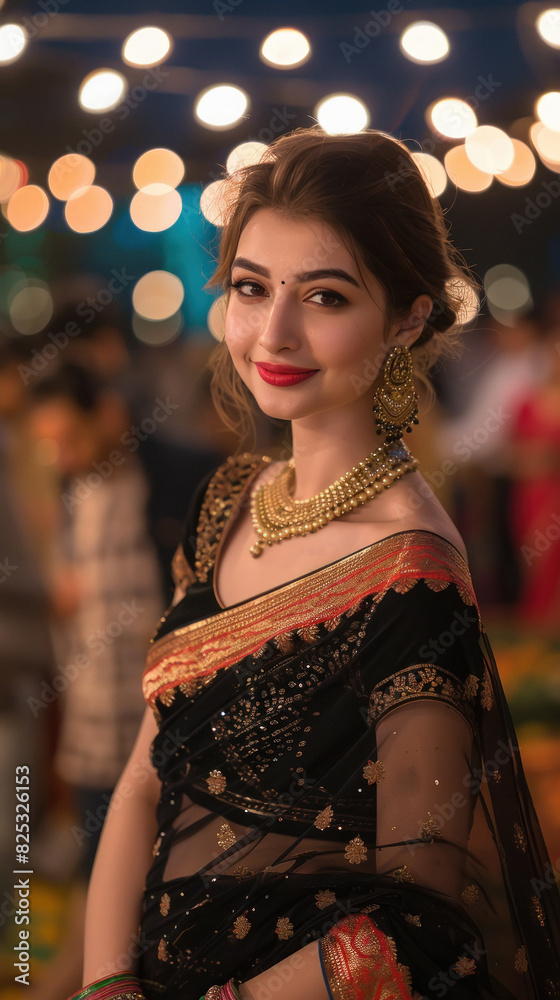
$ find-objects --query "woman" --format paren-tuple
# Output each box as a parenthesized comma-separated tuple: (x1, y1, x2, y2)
(75, 129, 560, 1000)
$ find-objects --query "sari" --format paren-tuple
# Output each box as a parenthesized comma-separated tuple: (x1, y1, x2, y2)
(137, 453, 560, 1000)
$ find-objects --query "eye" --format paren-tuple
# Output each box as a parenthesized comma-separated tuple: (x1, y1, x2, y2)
(306, 288, 347, 307)
(229, 278, 266, 299)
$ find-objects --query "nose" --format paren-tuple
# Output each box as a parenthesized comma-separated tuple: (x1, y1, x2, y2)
(257, 291, 302, 355)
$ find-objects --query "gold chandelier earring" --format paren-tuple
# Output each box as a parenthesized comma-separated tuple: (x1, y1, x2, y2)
(372, 344, 419, 443)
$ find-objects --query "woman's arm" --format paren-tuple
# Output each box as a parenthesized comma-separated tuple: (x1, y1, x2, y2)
(82, 706, 160, 984)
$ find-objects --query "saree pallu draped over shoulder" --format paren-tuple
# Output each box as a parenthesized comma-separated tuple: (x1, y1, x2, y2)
(136, 453, 560, 1000)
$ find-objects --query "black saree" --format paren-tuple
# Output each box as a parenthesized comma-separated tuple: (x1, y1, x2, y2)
(136, 453, 560, 1000)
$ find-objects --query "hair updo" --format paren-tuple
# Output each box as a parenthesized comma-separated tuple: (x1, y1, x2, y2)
(207, 126, 478, 444)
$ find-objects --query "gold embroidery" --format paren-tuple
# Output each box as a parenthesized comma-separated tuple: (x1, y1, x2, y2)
(276, 917, 294, 940)
(461, 884, 479, 907)
(344, 836, 367, 864)
(480, 673, 493, 711)
(405, 913, 422, 926)
(152, 835, 162, 857)
(393, 865, 414, 883)
(171, 543, 196, 590)
(159, 892, 170, 917)
(232, 866, 254, 880)
(421, 815, 442, 840)
(363, 759, 385, 784)
(144, 528, 479, 708)
(158, 688, 175, 707)
(232, 914, 251, 939)
(361, 903, 380, 914)
(158, 938, 168, 962)
(217, 823, 237, 850)
(514, 946, 528, 973)
(368, 665, 476, 731)
(195, 454, 270, 583)
(532, 895, 545, 926)
(314, 805, 334, 830)
(297, 624, 321, 643)
(453, 956, 476, 977)
(513, 822, 527, 851)
(315, 890, 336, 909)
(464, 674, 479, 699)
(206, 770, 227, 795)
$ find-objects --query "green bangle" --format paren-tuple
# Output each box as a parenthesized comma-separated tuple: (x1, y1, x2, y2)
(66, 974, 143, 1000)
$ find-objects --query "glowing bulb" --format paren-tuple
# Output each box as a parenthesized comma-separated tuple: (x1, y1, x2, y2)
(65, 185, 113, 233)
(79, 69, 126, 112)
(465, 126, 514, 175)
(226, 142, 269, 174)
(536, 92, 560, 132)
(260, 28, 311, 68)
(536, 9, 560, 47)
(495, 139, 536, 188)
(133, 149, 185, 190)
(199, 180, 233, 227)
(411, 152, 447, 197)
(7, 185, 49, 231)
(400, 22, 449, 64)
(429, 98, 477, 139)
(195, 85, 248, 129)
(122, 26, 171, 67)
(130, 184, 182, 232)
(132, 271, 184, 321)
(315, 94, 369, 134)
(444, 145, 492, 193)
(0, 24, 26, 64)
(48, 154, 96, 201)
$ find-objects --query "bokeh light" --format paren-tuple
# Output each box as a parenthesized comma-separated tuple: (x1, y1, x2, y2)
(495, 139, 536, 188)
(199, 180, 233, 227)
(48, 154, 96, 201)
(446, 277, 480, 326)
(79, 69, 127, 112)
(7, 185, 50, 231)
(465, 126, 514, 175)
(484, 264, 532, 324)
(0, 24, 26, 64)
(411, 152, 447, 198)
(130, 184, 182, 232)
(444, 144, 493, 192)
(428, 98, 477, 139)
(122, 26, 171, 67)
(0, 156, 26, 202)
(536, 9, 560, 47)
(226, 142, 269, 174)
(195, 85, 248, 129)
(65, 185, 113, 233)
(400, 22, 450, 64)
(208, 296, 227, 341)
(315, 94, 369, 134)
(133, 149, 185, 190)
(9, 280, 53, 335)
(260, 28, 311, 68)
(132, 310, 183, 346)
(536, 92, 560, 132)
(132, 271, 185, 321)
(530, 121, 560, 167)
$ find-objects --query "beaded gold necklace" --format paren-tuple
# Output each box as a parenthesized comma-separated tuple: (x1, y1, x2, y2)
(249, 439, 418, 557)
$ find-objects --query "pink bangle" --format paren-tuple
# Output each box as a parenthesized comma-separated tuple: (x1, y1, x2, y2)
(65, 974, 145, 1000)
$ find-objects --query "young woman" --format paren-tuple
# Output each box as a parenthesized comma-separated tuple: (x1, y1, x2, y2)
(75, 129, 560, 1000)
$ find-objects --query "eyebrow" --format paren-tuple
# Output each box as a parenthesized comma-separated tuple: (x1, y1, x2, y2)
(231, 257, 360, 288)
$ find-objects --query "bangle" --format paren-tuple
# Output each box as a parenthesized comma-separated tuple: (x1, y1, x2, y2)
(66, 974, 145, 1000)
(200, 981, 243, 1000)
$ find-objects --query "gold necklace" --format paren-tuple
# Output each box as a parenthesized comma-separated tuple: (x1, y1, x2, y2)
(249, 439, 418, 557)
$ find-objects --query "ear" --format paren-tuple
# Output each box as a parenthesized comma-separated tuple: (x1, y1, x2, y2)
(390, 294, 433, 349)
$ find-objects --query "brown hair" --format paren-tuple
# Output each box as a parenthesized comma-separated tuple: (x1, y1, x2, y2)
(206, 127, 478, 446)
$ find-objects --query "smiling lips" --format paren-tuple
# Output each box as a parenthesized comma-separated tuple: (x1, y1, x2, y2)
(254, 362, 318, 386)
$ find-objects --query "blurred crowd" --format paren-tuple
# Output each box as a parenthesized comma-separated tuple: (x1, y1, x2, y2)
(0, 287, 559, 996)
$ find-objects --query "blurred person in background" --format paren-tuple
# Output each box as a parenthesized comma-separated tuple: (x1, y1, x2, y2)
(436, 312, 549, 609)
(24, 361, 220, 999)
(506, 294, 560, 637)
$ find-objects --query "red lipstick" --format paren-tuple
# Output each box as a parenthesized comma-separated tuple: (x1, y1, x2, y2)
(254, 362, 318, 387)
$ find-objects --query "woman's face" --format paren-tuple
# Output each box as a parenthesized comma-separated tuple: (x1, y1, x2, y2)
(225, 208, 402, 427)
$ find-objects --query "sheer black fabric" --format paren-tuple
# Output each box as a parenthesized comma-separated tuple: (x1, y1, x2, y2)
(136, 454, 560, 1000)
